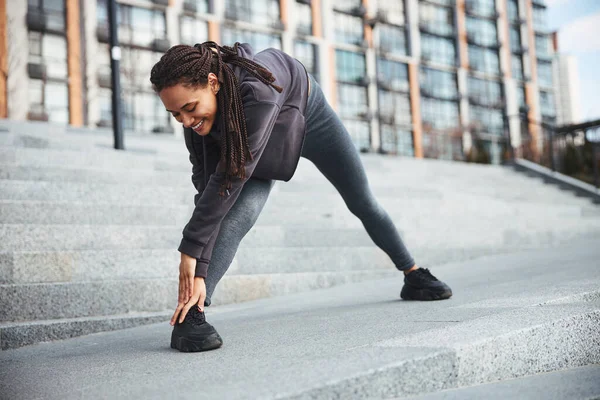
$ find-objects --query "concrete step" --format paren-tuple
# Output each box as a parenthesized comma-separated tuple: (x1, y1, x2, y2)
(0, 200, 192, 225)
(0, 269, 396, 323)
(3, 202, 597, 234)
(0, 163, 190, 186)
(402, 364, 600, 400)
(0, 247, 393, 284)
(0, 146, 189, 172)
(4, 217, 600, 255)
(3, 179, 597, 219)
(0, 224, 373, 251)
(0, 311, 172, 350)
(0, 179, 194, 204)
(0, 128, 188, 156)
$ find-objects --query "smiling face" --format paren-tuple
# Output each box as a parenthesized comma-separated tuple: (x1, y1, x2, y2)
(158, 72, 220, 136)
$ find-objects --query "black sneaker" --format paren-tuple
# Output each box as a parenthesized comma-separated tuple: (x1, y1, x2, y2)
(170, 306, 223, 352)
(400, 268, 452, 301)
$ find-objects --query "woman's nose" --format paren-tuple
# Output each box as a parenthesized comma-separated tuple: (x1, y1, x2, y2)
(182, 115, 193, 128)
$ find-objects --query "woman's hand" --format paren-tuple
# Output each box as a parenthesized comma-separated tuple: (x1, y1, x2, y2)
(171, 276, 207, 326)
(178, 253, 196, 305)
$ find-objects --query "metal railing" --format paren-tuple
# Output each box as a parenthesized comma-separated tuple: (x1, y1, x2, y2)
(518, 118, 600, 188)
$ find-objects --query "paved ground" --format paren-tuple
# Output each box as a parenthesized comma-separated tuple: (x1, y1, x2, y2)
(1, 238, 599, 399)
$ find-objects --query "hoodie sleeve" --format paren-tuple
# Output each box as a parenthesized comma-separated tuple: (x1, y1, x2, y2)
(182, 128, 222, 278)
(178, 99, 281, 261)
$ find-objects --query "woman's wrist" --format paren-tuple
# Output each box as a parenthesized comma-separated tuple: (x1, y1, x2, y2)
(180, 252, 195, 262)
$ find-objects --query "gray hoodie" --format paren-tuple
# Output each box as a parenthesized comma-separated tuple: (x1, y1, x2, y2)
(179, 43, 310, 277)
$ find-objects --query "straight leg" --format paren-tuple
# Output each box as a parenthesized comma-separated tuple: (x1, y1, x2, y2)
(301, 76, 416, 271)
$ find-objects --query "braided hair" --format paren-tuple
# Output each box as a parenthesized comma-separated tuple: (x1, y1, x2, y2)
(150, 41, 283, 196)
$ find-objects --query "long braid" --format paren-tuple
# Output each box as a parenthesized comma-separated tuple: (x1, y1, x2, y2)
(150, 41, 283, 196)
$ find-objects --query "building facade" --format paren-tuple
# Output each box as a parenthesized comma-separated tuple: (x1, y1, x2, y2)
(551, 33, 581, 126)
(0, 0, 556, 163)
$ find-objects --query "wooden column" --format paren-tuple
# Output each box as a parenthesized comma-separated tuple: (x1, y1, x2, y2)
(409, 63, 423, 158)
(500, 2, 512, 79)
(208, 20, 220, 43)
(66, 0, 83, 126)
(311, 0, 322, 37)
(329, 46, 337, 109)
(524, 0, 539, 152)
(280, 0, 288, 29)
(0, 0, 7, 118)
(456, 0, 469, 69)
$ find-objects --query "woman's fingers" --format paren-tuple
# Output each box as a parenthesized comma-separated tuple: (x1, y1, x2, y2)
(188, 274, 194, 300)
(178, 275, 186, 304)
(170, 302, 184, 326)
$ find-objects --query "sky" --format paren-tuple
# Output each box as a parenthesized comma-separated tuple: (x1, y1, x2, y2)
(546, 0, 600, 122)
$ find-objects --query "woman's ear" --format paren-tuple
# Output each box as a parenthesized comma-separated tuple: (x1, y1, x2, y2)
(208, 73, 219, 94)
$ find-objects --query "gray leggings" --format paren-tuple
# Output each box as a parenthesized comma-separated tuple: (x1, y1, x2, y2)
(203, 74, 415, 306)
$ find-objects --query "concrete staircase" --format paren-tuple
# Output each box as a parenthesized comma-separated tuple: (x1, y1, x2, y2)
(2, 119, 600, 350)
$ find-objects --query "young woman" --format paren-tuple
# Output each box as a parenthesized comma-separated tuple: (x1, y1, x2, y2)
(150, 41, 452, 353)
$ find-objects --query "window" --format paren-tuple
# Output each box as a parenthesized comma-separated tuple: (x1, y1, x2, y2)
(465, 0, 497, 19)
(333, 12, 364, 46)
(377, 58, 409, 92)
(377, 24, 407, 56)
(337, 84, 369, 119)
(532, 5, 547, 32)
(221, 26, 281, 51)
(97, 1, 167, 48)
(421, 34, 456, 66)
(470, 105, 504, 135)
(516, 85, 526, 110)
(375, 1, 405, 26)
(180, 16, 209, 46)
(335, 50, 366, 83)
(467, 76, 503, 107)
(224, 0, 281, 28)
(419, 3, 454, 37)
(332, 0, 363, 14)
(28, 79, 69, 123)
(511, 56, 523, 81)
(28, 31, 68, 80)
(28, 0, 65, 32)
(378, 91, 411, 126)
(381, 125, 414, 156)
(507, 0, 519, 23)
(466, 17, 498, 47)
(294, 41, 318, 82)
(335, 49, 369, 149)
(97, 43, 169, 132)
(27, 29, 68, 123)
(468, 45, 500, 75)
(296, 0, 312, 36)
(535, 34, 550, 59)
(344, 120, 371, 151)
(539, 90, 555, 117)
(43, 81, 69, 123)
(537, 60, 553, 88)
(420, 67, 458, 100)
(421, 98, 460, 131)
(509, 27, 521, 52)
(124, 91, 168, 132)
(182, 0, 209, 14)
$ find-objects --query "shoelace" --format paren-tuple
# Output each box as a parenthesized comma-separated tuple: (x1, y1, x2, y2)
(185, 307, 206, 326)
(414, 268, 439, 281)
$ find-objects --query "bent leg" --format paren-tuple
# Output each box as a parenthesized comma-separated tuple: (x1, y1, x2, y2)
(203, 177, 274, 306)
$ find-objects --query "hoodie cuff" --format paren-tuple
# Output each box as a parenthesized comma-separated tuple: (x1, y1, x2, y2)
(178, 237, 205, 260)
(194, 259, 209, 278)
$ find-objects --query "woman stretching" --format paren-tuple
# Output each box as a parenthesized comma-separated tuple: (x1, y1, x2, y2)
(150, 42, 452, 353)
